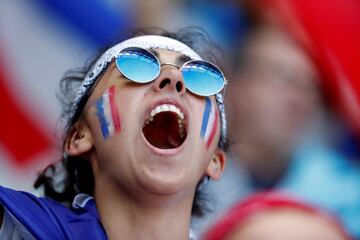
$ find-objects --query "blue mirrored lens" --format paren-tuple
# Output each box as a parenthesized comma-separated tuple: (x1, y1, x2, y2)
(116, 47, 160, 83)
(182, 61, 225, 96)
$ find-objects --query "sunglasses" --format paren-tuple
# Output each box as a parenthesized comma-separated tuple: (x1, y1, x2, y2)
(115, 47, 227, 96)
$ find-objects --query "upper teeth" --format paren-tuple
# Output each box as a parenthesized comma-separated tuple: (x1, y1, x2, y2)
(150, 104, 184, 120)
(143, 104, 186, 137)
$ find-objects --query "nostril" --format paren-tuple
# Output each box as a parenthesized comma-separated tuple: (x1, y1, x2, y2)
(159, 79, 171, 89)
(176, 81, 183, 92)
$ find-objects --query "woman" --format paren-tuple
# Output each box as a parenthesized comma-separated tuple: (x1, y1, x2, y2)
(0, 28, 227, 240)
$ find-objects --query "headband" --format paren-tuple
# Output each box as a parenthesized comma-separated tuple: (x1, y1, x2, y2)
(70, 35, 227, 148)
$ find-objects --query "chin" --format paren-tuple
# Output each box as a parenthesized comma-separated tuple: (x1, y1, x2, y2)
(138, 169, 191, 196)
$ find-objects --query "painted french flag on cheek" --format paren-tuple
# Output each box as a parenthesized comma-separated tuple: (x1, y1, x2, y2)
(96, 85, 121, 139)
(200, 97, 219, 149)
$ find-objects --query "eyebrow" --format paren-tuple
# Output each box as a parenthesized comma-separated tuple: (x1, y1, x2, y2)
(148, 48, 159, 58)
(177, 54, 192, 65)
(149, 48, 192, 67)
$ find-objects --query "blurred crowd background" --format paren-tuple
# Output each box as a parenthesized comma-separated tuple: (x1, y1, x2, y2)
(1, 0, 359, 239)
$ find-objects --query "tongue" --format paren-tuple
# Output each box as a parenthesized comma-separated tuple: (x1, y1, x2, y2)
(167, 134, 182, 149)
(142, 112, 184, 149)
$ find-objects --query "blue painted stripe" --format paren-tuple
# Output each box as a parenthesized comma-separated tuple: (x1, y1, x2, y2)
(201, 97, 212, 138)
(96, 97, 109, 138)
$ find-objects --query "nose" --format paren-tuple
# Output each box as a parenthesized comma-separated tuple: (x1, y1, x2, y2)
(153, 64, 186, 95)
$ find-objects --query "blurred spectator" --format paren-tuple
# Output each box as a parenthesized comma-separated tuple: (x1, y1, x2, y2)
(227, 23, 321, 189)
(195, 2, 360, 239)
(253, 0, 360, 135)
(203, 192, 352, 240)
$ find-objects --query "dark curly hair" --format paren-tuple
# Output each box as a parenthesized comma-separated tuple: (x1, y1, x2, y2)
(34, 27, 226, 217)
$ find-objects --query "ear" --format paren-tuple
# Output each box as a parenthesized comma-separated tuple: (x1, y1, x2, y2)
(64, 121, 93, 157)
(206, 149, 226, 181)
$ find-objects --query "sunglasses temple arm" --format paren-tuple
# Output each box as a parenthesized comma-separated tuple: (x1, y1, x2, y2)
(222, 79, 228, 98)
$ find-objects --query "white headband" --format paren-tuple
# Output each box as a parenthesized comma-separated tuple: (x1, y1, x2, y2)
(73, 35, 202, 107)
(69, 35, 227, 148)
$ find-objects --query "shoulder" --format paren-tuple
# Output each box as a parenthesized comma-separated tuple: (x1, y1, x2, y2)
(0, 186, 107, 240)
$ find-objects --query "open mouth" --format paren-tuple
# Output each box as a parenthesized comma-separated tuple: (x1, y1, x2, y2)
(142, 104, 187, 149)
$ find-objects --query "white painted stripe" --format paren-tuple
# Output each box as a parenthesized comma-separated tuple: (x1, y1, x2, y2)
(103, 91, 114, 135)
(204, 104, 216, 141)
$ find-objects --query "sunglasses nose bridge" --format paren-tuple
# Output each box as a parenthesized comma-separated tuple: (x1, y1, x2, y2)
(153, 64, 186, 95)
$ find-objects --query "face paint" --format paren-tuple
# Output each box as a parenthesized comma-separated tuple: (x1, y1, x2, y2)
(200, 97, 219, 149)
(96, 85, 121, 139)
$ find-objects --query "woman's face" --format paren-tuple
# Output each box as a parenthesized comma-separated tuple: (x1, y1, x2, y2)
(69, 48, 225, 197)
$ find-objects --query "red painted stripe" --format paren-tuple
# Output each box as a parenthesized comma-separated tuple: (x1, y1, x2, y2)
(108, 85, 121, 133)
(206, 107, 218, 149)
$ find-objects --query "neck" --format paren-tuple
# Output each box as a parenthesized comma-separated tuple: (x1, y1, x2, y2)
(93, 175, 194, 240)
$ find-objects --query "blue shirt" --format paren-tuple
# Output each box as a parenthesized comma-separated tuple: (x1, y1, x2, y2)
(0, 186, 198, 240)
(0, 186, 107, 240)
